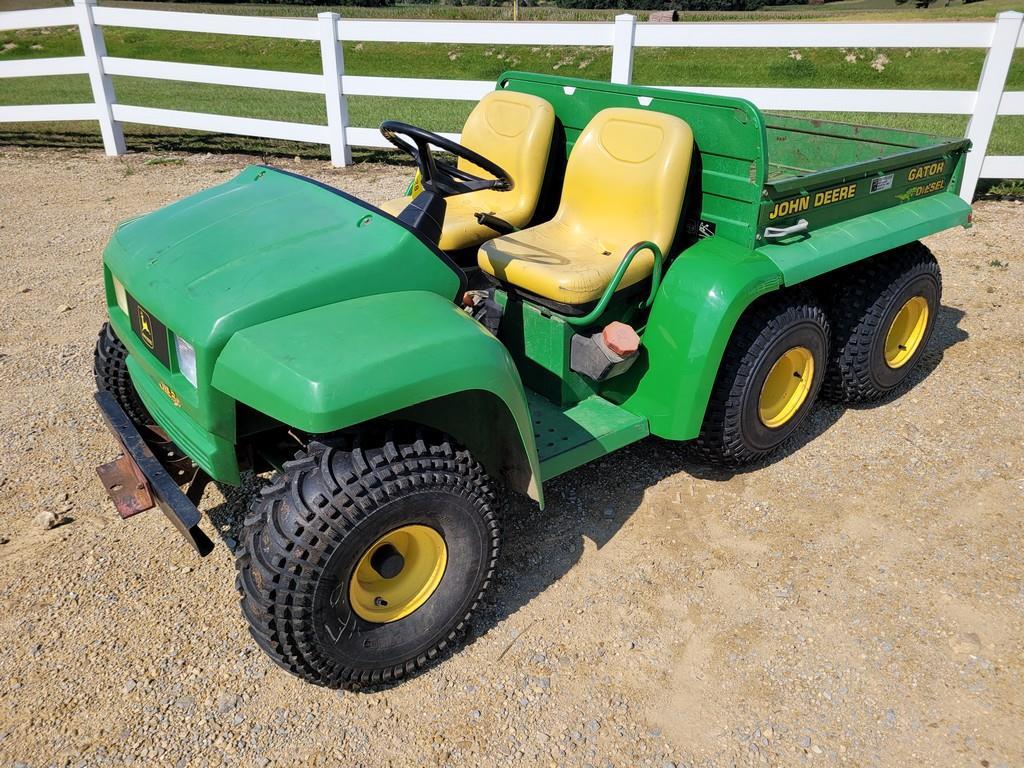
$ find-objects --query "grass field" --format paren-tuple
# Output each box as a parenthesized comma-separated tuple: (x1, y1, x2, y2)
(3, 0, 1023, 20)
(0, 0, 1021, 165)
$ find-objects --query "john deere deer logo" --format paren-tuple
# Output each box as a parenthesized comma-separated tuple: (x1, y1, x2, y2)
(137, 307, 155, 349)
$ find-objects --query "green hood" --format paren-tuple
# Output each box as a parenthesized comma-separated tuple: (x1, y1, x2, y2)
(104, 166, 461, 351)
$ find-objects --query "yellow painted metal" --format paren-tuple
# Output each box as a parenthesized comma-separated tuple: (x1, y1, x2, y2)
(348, 524, 448, 624)
(379, 90, 555, 251)
(758, 346, 815, 429)
(478, 107, 693, 304)
(884, 296, 929, 369)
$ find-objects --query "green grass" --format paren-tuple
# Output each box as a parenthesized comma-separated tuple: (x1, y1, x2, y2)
(3, 0, 1021, 21)
(983, 178, 1024, 195)
(0, 0, 1021, 161)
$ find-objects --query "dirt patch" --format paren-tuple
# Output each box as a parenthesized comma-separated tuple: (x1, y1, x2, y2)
(0, 147, 1021, 767)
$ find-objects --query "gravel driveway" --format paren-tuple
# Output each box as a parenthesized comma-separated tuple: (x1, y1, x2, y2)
(0, 147, 1022, 768)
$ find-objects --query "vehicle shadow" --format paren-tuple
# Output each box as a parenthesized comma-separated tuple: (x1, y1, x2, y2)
(201, 303, 967, 690)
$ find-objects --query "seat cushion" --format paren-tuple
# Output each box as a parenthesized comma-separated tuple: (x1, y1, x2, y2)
(379, 191, 520, 252)
(378, 90, 555, 251)
(477, 220, 656, 305)
(478, 107, 693, 305)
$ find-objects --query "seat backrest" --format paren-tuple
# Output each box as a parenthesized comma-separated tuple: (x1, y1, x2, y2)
(556, 107, 693, 254)
(458, 90, 555, 224)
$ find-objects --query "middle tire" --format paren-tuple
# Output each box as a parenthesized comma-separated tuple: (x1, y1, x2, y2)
(693, 292, 830, 466)
(236, 428, 500, 689)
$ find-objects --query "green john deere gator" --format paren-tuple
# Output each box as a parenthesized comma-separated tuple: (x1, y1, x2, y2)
(92, 72, 971, 688)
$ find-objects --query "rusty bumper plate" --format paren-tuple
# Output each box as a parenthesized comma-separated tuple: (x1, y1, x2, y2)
(93, 390, 214, 556)
(96, 453, 154, 518)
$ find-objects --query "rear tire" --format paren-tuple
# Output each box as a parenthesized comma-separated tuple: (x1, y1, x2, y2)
(692, 292, 830, 467)
(235, 428, 500, 689)
(823, 243, 942, 403)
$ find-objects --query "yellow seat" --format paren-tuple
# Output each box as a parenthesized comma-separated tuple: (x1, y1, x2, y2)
(478, 108, 693, 305)
(379, 91, 555, 251)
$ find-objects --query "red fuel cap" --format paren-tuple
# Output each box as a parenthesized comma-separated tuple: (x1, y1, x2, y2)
(602, 322, 640, 358)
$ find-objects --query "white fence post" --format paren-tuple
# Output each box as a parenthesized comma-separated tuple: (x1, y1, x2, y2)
(611, 13, 636, 85)
(962, 10, 1023, 202)
(74, 0, 124, 156)
(319, 12, 351, 167)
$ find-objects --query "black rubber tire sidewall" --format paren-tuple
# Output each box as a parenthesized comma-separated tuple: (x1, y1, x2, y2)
(94, 322, 152, 428)
(94, 322, 195, 482)
(867, 272, 940, 392)
(312, 488, 490, 670)
(740, 320, 828, 452)
(822, 243, 943, 404)
(692, 294, 831, 467)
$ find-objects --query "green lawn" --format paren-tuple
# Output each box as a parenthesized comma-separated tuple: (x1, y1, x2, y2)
(0, 0, 1021, 160)
(3, 0, 1022, 20)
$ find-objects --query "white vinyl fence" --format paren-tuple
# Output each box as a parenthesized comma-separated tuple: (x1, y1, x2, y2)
(0, 2, 1021, 200)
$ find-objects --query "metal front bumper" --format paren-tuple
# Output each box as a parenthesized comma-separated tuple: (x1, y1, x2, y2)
(94, 390, 214, 556)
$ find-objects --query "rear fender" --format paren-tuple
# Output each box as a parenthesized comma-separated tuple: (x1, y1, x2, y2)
(606, 237, 783, 440)
(609, 195, 970, 439)
(212, 291, 542, 502)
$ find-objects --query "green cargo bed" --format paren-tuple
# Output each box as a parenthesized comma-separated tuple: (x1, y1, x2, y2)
(500, 73, 971, 251)
(758, 114, 970, 236)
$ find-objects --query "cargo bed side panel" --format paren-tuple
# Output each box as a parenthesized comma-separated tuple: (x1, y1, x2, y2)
(756, 192, 972, 286)
(758, 141, 969, 241)
(765, 113, 945, 180)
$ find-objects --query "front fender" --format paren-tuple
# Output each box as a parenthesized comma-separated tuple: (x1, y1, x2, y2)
(609, 237, 783, 440)
(212, 291, 542, 502)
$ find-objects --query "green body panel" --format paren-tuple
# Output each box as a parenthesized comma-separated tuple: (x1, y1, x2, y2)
(107, 293, 220, 433)
(496, 294, 597, 406)
(527, 391, 648, 481)
(104, 165, 460, 441)
(759, 114, 969, 238)
(604, 236, 783, 440)
(127, 356, 240, 484)
(493, 285, 646, 411)
(758, 191, 972, 286)
(108, 298, 242, 483)
(211, 291, 542, 500)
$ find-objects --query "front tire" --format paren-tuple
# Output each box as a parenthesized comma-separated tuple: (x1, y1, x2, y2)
(236, 428, 500, 689)
(93, 322, 195, 483)
(692, 292, 830, 467)
(823, 243, 942, 403)
(94, 322, 151, 428)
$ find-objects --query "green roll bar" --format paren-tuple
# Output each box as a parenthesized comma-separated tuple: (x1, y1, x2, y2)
(563, 241, 664, 327)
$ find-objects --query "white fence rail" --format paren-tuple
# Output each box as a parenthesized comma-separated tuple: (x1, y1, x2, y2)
(0, 1, 1021, 200)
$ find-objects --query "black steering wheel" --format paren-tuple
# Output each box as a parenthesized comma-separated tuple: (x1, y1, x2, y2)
(379, 121, 514, 198)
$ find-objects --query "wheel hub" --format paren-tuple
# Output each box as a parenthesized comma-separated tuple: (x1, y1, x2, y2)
(369, 543, 405, 579)
(884, 295, 929, 369)
(758, 346, 815, 429)
(349, 525, 447, 623)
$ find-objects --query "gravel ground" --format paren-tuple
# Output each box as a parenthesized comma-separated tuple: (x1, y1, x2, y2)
(0, 147, 1022, 768)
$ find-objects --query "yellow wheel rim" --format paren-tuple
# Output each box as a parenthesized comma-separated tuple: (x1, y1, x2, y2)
(348, 525, 447, 624)
(758, 346, 815, 429)
(884, 296, 929, 369)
